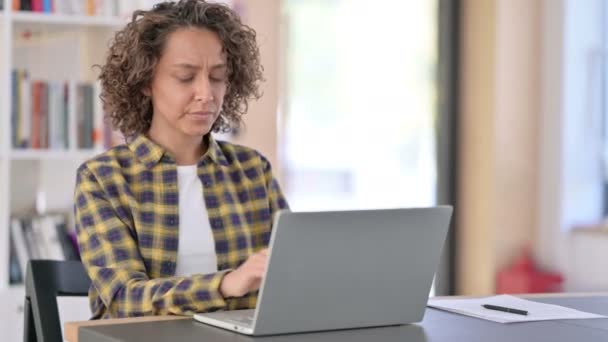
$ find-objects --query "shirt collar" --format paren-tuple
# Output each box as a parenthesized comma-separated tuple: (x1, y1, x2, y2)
(204, 134, 230, 167)
(129, 135, 165, 169)
(128, 134, 229, 169)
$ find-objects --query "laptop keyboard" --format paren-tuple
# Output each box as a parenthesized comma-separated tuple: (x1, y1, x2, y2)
(227, 315, 254, 327)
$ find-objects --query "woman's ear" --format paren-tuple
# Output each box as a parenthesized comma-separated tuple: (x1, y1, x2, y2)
(142, 86, 151, 97)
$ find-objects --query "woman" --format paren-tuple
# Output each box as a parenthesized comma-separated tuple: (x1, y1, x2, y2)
(74, 0, 288, 319)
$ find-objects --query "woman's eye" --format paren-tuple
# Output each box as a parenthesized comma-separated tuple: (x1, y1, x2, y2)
(210, 75, 226, 83)
(177, 76, 194, 83)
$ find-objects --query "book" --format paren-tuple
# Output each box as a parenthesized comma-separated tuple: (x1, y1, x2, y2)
(38, 215, 67, 260)
(12, 69, 111, 150)
(19, 71, 31, 148)
(11, 70, 19, 148)
(10, 218, 29, 277)
(8, 214, 81, 283)
(9, 235, 23, 284)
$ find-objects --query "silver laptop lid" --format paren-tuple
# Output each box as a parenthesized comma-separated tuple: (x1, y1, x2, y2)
(252, 206, 453, 335)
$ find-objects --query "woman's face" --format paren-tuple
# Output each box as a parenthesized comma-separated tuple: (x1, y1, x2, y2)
(147, 27, 228, 141)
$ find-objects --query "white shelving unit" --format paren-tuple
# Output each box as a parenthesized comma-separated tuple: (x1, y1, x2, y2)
(12, 10, 125, 26)
(0, 1, 127, 339)
(9, 149, 105, 160)
(0, 1, 254, 339)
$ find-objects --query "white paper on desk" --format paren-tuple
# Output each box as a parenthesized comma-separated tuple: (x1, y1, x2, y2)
(427, 294, 607, 323)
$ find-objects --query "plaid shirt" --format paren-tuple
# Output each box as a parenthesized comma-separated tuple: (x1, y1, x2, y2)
(74, 134, 289, 319)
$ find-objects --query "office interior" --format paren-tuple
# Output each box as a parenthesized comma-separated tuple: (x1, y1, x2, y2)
(1, 0, 607, 340)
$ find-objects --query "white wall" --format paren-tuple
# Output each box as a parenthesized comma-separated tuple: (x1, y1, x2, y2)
(229, 0, 282, 181)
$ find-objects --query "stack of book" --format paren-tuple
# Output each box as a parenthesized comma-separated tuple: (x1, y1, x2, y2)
(10, 69, 116, 150)
(11, 0, 166, 17)
(9, 213, 79, 284)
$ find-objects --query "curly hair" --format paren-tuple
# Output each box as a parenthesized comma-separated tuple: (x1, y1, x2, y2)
(98, 0, 263, 140)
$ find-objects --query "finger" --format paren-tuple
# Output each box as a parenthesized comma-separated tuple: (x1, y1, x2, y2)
(248, 254, 268, 266)
(250, 258, 268, 270)
(245, 282, 261, 294)
(242, 263, 266, 275)
(250, 279, 262, 290)
(244, 251, 265, 264)
(245, 265, 267, 277)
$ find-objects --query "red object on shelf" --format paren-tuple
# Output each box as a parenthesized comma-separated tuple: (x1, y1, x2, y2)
(496, 249, 563, 294)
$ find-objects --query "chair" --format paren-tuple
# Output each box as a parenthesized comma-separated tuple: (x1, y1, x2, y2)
(24, 260, 91, 342)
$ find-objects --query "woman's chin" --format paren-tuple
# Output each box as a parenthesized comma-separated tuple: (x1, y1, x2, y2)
(182, 125, 213, 138)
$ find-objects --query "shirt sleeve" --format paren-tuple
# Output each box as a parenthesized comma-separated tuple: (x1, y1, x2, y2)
(221, 153, 290, 311)
(259, 153, 290, 215)
(74, 165, 231, 317)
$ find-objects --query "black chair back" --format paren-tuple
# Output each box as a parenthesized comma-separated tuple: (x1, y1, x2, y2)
(24, 260, 91, 342)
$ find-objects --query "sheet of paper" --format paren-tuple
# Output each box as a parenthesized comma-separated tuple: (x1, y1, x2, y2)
(427, 294, 607, 323)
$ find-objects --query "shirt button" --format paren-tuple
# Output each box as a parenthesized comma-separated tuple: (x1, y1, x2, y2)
(203, 181, 212, 187)
(168, 217, 176, 225)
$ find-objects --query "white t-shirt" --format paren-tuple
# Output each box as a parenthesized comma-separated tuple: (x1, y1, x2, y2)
(174, 165, 218, 276)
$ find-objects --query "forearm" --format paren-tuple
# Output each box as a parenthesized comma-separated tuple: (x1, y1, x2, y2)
(96, 269, 232, 317)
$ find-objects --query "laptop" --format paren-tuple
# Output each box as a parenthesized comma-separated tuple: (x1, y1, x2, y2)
(194, 206, 453, 336)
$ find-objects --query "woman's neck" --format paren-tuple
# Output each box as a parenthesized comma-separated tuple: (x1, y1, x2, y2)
(169, 138, 207, 165)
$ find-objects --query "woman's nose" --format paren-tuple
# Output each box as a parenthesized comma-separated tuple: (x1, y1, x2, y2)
(194, 78, 213, 102)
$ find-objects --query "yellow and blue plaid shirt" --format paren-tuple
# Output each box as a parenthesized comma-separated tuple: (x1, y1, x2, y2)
(74, 134, 289, 319)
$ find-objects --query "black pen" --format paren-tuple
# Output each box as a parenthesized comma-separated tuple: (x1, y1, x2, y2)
(482, 304, 528, 316)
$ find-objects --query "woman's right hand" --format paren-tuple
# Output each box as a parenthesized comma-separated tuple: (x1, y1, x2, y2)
(219, 248, 269, 298)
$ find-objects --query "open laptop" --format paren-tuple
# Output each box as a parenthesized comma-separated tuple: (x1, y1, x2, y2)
(194, 206, 453, 336)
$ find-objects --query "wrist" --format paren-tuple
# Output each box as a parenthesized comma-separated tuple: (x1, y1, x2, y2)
(219, 270, 236, 298)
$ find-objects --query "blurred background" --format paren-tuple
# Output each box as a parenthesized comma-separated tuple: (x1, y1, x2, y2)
(0, 0, 607, 339)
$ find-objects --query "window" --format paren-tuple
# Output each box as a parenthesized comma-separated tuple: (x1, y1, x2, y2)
(281, 0, 439, 212)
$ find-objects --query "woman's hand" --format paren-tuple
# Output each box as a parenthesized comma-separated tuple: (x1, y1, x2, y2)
(219, 248, 269, 298)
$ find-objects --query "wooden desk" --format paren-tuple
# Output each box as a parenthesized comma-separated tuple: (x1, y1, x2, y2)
(65, 315, 189, 342)
(65, 293, 608, 342)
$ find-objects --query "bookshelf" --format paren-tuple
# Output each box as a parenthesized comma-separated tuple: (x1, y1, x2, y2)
(0, 1, 127, 290)
(0, 0, 275, 339)
(12, 10, 125, 26)
(0, 0, 136, 339)
(9, 149, 104, 160)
